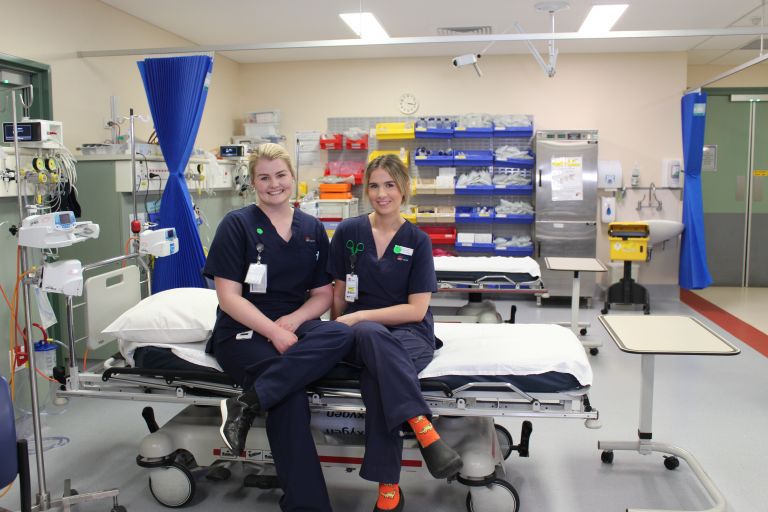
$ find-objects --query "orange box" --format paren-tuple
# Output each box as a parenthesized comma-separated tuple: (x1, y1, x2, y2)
(319, 192, 353, 200)
(319, 183, 352, 193)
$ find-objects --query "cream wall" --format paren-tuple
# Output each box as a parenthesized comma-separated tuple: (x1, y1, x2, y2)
(1, 0, 240, 150)
(239, 53, 688, 283)
(688, 62, 768, 88)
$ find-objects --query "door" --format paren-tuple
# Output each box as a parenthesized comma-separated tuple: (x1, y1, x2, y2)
(702, 91, 767, 286)
(535, 136, 598, 221)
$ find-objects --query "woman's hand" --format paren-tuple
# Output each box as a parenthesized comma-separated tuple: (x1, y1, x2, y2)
(268, 326, 299, 354)
(275, 312, 303, 333)
(335, 311, 365, 327)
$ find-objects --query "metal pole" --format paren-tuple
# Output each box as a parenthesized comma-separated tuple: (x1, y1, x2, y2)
(130, 108, 137, 223)
(10, 84, 51, 509)
(65, 296, 80, 391)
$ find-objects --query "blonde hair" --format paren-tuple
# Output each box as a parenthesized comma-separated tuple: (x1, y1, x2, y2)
(364, 154, 410, 204)
(249, 143, 295, 183)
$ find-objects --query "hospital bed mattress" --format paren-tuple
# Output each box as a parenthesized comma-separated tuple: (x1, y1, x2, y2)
(117, 323, 592, 395)
(433, 256, 542, 289)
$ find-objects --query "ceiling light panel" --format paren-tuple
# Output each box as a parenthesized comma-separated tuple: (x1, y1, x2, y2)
(339, 12, 389, 39)
(578, 4, 628, 33)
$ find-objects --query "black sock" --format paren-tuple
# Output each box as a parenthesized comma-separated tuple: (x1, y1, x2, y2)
(239, 390, 261, 410)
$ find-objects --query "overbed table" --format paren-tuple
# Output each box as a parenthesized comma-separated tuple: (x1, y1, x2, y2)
(545, 257, 606, 354)
(598, 315, 740, 512)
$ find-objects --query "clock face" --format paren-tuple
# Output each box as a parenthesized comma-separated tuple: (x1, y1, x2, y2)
(399, 93, 419, 115)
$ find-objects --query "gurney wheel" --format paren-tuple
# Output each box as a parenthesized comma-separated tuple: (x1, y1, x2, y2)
(589, 348, 599, 356)
(465, 478, 519, 512)
(149, 462, 196, 508)
(663, 456, 680, 470)
(111, 506, 127, 512)
(580, 328, 588, 336)
(494, 425, 514, 460)
(601, 450, 614, 464)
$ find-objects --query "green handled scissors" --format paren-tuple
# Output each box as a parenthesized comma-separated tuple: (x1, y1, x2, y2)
(346, 240, 364, 255)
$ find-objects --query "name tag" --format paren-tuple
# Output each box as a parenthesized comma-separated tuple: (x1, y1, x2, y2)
(393, 245, 413, 256)
(345, 273, 358, 302)
(236, 330, 254, 340)
(245, 263, 267, 293)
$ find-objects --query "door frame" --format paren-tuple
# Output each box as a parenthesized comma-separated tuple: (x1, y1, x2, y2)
(703, 87, 768, 286)
(0, 52, 53, 119)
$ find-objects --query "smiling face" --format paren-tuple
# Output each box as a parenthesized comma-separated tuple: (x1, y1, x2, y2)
(367, 167, 404, 216)
(251, 157, 294, 207)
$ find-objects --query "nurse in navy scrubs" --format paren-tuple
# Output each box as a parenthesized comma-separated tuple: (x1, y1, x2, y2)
(204, 143, 353, 512)
(329, 154, 462, 512)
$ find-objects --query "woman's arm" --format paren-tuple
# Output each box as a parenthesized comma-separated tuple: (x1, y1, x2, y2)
(274, 284, 333, 332)
(335, 292, 430, 327)
(215, 276, 298, 353)
(331, 279, 348, 320)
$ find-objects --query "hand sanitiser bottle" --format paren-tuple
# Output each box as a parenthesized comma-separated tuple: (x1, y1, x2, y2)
(631, 162, 640, 187)
(601, 196, 616, 223)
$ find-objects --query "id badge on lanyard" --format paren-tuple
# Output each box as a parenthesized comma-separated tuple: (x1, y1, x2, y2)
(344, 242, 363, 302)
(245, 242, 267, 293)
(345, 273, 358, 302)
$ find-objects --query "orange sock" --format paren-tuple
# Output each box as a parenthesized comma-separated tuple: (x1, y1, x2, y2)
(376, 483, 400, 510)
(408, 415, 440, 448)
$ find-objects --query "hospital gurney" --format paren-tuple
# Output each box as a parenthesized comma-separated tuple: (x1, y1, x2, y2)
(60, 323, 598, 510)
(56, 268, 597, 511)
(433, 256, 546, 323)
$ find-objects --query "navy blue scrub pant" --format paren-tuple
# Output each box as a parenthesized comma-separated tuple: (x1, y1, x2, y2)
(346, 321, 435, 483)
(213, 319, 353, 512)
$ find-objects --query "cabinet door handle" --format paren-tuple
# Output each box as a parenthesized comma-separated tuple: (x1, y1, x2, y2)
(537, 241, 541, 258)
(538, 167, 543, 187)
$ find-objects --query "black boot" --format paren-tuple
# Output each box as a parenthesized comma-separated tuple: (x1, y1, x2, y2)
(219, 393, 260, 454)
(419, 438, 463, 479)
(373, 487, 404, 512)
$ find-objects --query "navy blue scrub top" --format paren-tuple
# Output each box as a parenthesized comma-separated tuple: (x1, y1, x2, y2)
(329, 214, 438, 343)
(204, 205, 331, 347)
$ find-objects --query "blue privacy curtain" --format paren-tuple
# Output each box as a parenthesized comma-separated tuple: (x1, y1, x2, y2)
(679, 91, 713, 289)
(138, 55, 213, 292)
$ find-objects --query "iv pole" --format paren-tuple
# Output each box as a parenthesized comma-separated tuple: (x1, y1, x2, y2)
(3, 86, 123, 512)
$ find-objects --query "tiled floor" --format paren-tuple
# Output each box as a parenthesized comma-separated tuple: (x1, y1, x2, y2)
(2, 286, 767, 512)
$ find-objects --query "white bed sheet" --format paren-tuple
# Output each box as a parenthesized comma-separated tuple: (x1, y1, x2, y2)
(119, 322, 590, 386)
(424, 323, 592, 386)
(433, 256, 541, 278)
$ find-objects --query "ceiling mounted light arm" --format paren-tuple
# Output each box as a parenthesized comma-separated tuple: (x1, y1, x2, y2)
(514, 21, 554, 77)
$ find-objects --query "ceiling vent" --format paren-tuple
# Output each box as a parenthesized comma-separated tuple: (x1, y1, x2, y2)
(741, 37, 767, 50)
(437, 26, 493, 36)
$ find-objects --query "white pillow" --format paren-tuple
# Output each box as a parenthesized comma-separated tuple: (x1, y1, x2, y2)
(102, 288, 218, 344)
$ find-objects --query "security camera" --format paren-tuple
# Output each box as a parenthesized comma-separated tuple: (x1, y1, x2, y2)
(452, 53, 480, 67)
(451, 54, 483, 77)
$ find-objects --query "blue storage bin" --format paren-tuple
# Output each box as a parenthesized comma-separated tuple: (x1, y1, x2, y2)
(455, 206, 494, 223)
(455, 184, 494, 195)
(414, 154, 454, 166)
(493, 213, 534, 224)
(493, 245, 534, 257)
(455, 242, 495, 252)
(493, 156, 535, 168)
(453, 126, 493, 138)
(492, 125, 534, 138)
(453, 150, 493, 166)
(415, 126, 454, 139)
(492, 184, 534, 194)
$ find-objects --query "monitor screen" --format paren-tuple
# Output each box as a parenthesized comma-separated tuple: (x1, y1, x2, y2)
(3, 123, 33, 142)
